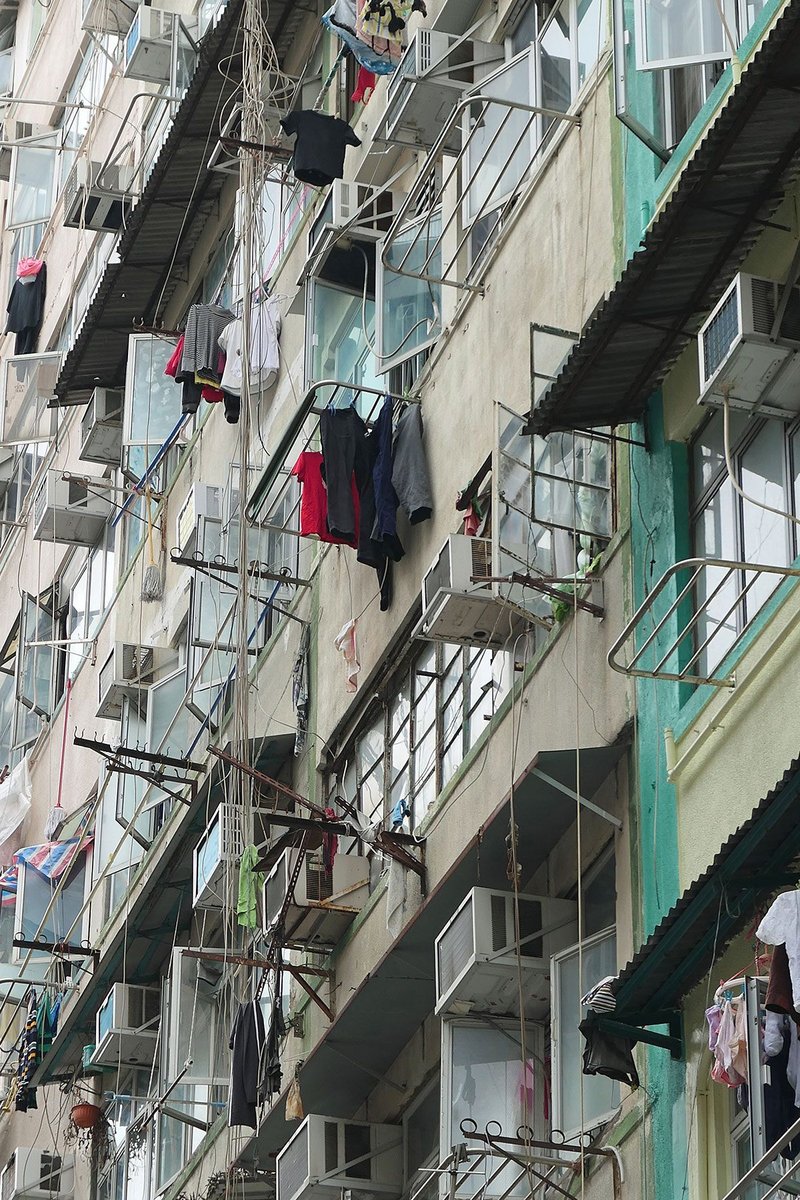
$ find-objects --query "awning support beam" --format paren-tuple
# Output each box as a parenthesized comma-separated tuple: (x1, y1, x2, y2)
(530, 767, 623, 829)
(596, 1014, 683, 1058)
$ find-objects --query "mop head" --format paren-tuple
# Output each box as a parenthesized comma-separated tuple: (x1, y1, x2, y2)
(141, 562, 164, 601)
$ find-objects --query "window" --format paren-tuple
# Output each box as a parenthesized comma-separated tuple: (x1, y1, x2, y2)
(377, 212, 443, 373)
(100, 1069, 154, 1200)
(551, 926, 619, 1137)
(59, 527, 116, 681)
(157, 949, 226, 1189)
(15, 850, 88, 960)
(441, 1018, 546, 1195)
(691, 411, 797, 677)
(8, 135, 57, 229)
(122, 335, 183, 478)
(57, 41, 116, 193)
(306, 265, 381, 409)
(634, 0, 735, 68)
(331, 641, 509, 834)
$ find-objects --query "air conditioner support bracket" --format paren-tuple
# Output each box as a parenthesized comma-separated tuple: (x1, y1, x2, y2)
(12, 936, 99, 959)
(209, 747, 426, 880)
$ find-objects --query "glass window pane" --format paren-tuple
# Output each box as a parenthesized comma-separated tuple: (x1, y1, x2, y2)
(309, 281, 379, 411)
(540, 9, 573, 115)
(740, 419, 789, 619)
(555, 929, 619, 1135)
(10, 141, 55, 226)
(578, 0, 605, 86)
(380, 212, 442, 365)
(693, 478, 738, 675)
(465, 56, 533, 225)
(124, 337, 181, 460)
(19, 857, 85, 951)
(638, 0, 732, 66)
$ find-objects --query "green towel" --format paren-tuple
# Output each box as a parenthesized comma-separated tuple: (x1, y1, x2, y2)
(237, 844, 264, 929)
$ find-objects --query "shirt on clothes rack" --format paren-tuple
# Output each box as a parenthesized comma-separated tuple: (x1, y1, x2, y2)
(218, 296, 282, 396)
(6, 263, 47, 356)
(758, 891, 800, 1014)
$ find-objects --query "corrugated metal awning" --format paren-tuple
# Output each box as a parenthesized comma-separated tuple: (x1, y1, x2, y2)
(53, 0, 301, 403)
(608, 758, 800, 1026)
(526, 0, 800, 435)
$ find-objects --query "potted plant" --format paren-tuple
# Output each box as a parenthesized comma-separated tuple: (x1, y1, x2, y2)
(64, 1095, 114, 1171)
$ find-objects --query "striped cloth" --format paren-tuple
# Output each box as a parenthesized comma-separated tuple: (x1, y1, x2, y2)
(581, 975, 618, 1013)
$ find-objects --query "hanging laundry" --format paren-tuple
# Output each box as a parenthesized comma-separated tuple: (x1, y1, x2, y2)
(280, 110, 361, 188)
(15, 991, 38, 1112)
(16, 258, 43, 279)
(6, 261, 47, 356)
(359, 0, 426, 41)
(290, 450, 359, 547)
(175, 303, 235, 415)
(370, 395, 404, 555)
(228, 1000, 266, 1128)
(292, 625, 310, 756)
(323, 807, 339, 872)
(766, 942, 800, 1023)
(392, 402, 433, 524)
(259, 980, 286, 1102)
(352, 66, 376, 103)
(710, 997, 746, 1087)
(579, 1011, 639, 1089)
(758, 892, 800, 1013)
(357, 406, 402, 610)
(0, 757, 32, 846)
(237, 845, 264, 929)
(323, 0, 400, 74)
(581, 976, 618, 1013)
(763, 1012, 800, 1158)
(219, 296, 282, 400)
(334, 619, 360, 692)
(319, 408, 363, 541)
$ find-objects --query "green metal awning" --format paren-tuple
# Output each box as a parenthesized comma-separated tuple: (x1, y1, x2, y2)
(602, 757, 800, 1049)
(525, 0, 800, 435)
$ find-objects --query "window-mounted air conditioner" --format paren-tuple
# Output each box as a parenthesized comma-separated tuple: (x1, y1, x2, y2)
(384, 31, 503, 153)
(307, 182, 396, 266)
(79, 388, 123, 466)
(277, 1116, 402, 1200)
(124, 5, 177, 82)
(97, 642, 166, 720)
(698, 272, 800, 418)
(1, 1151, 74, 1200)
(175, 482, 223, 558)
(82, 0, 136, 35)
(263, 848, 370, 946)
(33, 470, 112, 546)
(193, 803, 243, 909)
(91, 982, 160, 1067)
(418, 534, 530, 649)
(63, 160, 134, 234)
(436, 887, 578, 1020)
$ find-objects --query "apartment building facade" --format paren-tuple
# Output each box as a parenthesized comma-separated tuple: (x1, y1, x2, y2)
(0, 0, 795, 1196)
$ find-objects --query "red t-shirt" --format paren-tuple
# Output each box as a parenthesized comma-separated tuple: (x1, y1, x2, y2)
(290, 451, 359, 547)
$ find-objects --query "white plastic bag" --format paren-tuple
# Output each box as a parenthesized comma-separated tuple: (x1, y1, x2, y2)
(0, 757, 32, 846)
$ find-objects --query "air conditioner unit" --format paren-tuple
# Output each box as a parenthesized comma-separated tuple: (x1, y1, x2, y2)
(124, 5, 178, 82)
(276, 1116, 402, 1200)
(91, 982, 160, 1067)
(33, 470, 112, 545)
(79, 388, 123, 465)
(435, 887, 578, 1020)
(193, 803, 277, 909)
(385, 31, 503, 152)
(419, 534, 531, 649)
(82, 0, 136, 34)
(1, 353, 61, 445)
(698, 272, 800, 418)
(263, 849, 370, 945)
(175, 482, 223, 557)
(1, 1151, 74, 1200)
(63, 159, 134, 233)
(307, 182, 396, 265)
(97, 642, 165, 720)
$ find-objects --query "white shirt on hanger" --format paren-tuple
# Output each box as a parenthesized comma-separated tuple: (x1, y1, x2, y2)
(219, 296, 281, 395)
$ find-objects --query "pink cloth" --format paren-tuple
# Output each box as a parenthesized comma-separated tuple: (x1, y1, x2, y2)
(352, 67, 376, 103)
(334, 619, 360, 692)
(17, 257, 44, 278)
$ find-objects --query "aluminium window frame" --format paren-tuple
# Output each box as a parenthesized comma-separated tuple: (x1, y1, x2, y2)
(632, 0, 737, 69)
(12, 849, 89, 963)
(6, 131, 58, 231)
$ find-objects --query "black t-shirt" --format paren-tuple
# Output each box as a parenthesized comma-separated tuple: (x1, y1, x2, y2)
(280, 110, 361, 188)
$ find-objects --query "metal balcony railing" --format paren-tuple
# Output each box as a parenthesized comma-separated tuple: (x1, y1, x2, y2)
(720, 1112, 800, 1198)
(607, 557, 800, 688)
(381, 92, 580, 295)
